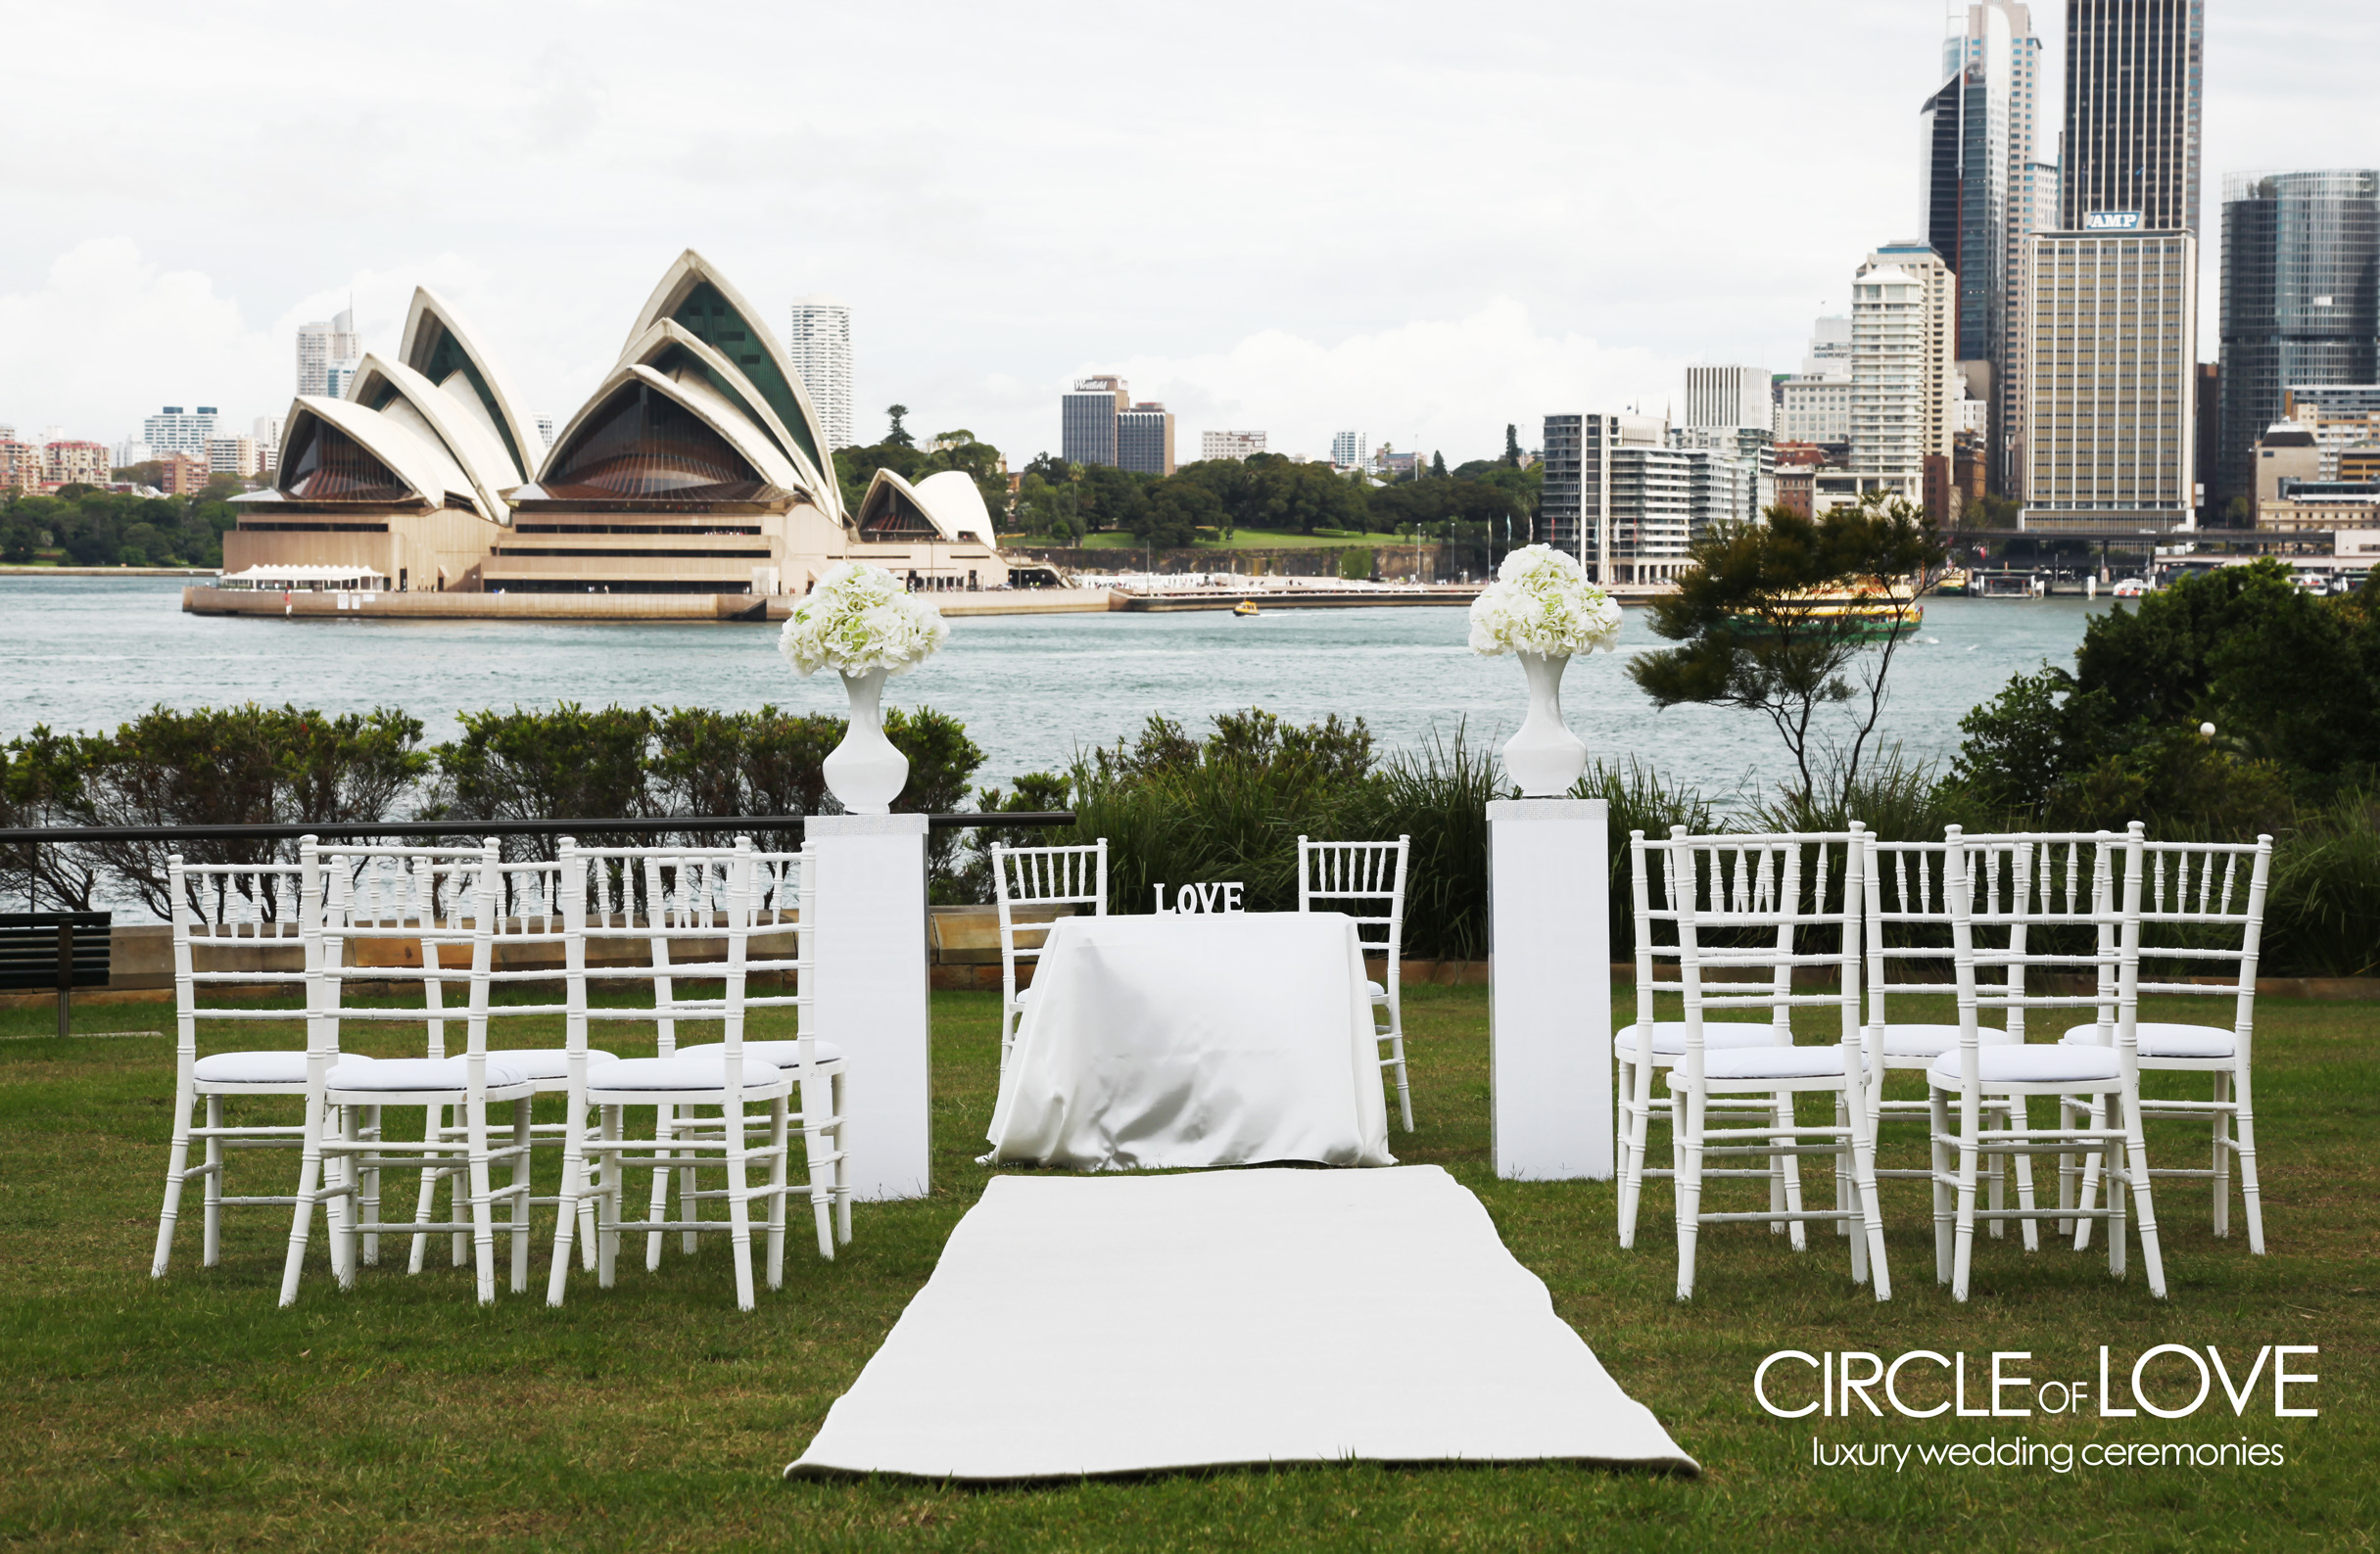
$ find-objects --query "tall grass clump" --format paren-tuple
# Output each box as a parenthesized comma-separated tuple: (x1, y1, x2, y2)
(2264, 789, 2380, 978)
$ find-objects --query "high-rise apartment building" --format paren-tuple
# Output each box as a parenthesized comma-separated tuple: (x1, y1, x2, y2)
(44, 441, 110, 487)
(1062, 376, 1129, 467)
(142, 405, 216, 456)
(2215, 170, 2380, 517)
(2020, 231, 2199, 525)
(1540, 412, 1763, 584)
(296, 309, 361, 398)
(1777, 377, 1854, 445)
(159, 452, 209, 496)
(2061, 0, 2204, 235)
(253, 415, 283, 475)
(1850, 245, 1955, 500)
(2017, 0, 2203, 527)
(786, 295, 853, 453)
(1683, 365, 1773, 432)
(1201, 430, 1267, 462)
(1922, 2, 2049, 493)
(1118, 401, 1176, 476)
(0, 440, 41, 494)
(1330, 430, 1367, 471)
(534, 415, 556, 450)
(207, 437, 261, 479)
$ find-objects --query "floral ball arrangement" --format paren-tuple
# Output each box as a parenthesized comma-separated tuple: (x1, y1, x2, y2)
(778, 562, 951, 679)
(1467, 543, 1624, 659)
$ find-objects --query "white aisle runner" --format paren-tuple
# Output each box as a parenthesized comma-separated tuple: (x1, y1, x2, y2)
(786, 1166, 1696, 1481)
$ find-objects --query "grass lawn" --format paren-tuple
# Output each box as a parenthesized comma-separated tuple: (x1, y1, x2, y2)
(1, 985, 2372, 1551)
(1025, 529, 1427, 553)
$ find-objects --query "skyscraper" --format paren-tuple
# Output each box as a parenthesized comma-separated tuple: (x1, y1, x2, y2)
(296, 308, 360, 397)
(2018, 0, 2203, 528)
(1921, 1, 2048, 492)
(1851, 244, 1955, 500)
(1330, 430, 1367, 471)
(1118, 401, 1176, 476)
(1062, 376, 1129, 466)
(1682, 365, 1772, 432)
(2061, 0, 2204, 234)
(785, 295, 854, 453)
(2215, 170, 2380, 518)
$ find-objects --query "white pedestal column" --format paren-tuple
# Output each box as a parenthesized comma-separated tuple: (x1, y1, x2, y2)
(1487, 797, 1612, 1180)
(807, 813, 931, 1200)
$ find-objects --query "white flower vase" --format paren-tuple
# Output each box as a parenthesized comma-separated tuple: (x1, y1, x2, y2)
(823, 667, 909, 815)
(1502, 650, 1587, 798)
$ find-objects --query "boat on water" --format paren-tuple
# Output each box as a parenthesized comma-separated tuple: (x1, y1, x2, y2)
(1232, 599, 1261, 617)
(1733, 582, 1924, 640)
(1935, 566, 1971, 596)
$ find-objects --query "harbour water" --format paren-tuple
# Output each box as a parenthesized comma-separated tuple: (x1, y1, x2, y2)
(1, 577, 2108, 803)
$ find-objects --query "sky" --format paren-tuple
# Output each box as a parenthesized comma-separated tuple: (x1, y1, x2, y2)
(2, 0, 2373, 466)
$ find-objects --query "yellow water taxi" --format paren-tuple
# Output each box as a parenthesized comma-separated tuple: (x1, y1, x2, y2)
(1232, 599, 1261, 617)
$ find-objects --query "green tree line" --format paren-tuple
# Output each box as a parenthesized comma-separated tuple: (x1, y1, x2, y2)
(3, 486, 243, 568)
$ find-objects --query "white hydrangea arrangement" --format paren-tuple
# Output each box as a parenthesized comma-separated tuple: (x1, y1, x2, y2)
(1467, 543, 1624, 658)
(777, 561, 951, 678)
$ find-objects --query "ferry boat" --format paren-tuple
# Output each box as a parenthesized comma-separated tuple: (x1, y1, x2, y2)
(1736, 581, 1924, 640)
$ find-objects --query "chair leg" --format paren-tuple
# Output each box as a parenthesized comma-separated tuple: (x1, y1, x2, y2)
(1673, 1085, 1705, 1302)
(408, 1107, 445, 1275)
(1851, 1083, 1890, 1301)
(509, 1099, 532, 1295)
(1617, 1055, 1655, 1249)
(359, 1105, 382, 1268)
(1985, 1101, 2007, 1240)
(1929, 1086, 1953, 1286)
(800, 1071, 835, 1259)
(598, 1106, 623, 1289)
(645, 1103, 677, 1271)
(278, 1087, 333, 1307)
(152, 1073, 199, 1278)
(332, 1104, 360, 1291)
(678, 1107, 700, 1257)
(2008, 1095, 2040, 1253)
(2072, 1097, 2109, 1252)
(2210, 1070, 2232, 1240)
(465, 1102, 498, 1306)
(1384, 1008, 1413, 1133)
(832, 1070, 852, 1247)
(1777, 1092, 1807, 1252)
(2118, 1087, 2166, 1297)
(1949, 1104, 1982, 1303)
(450, 1113, 469, 1268)
(724, 1098, 757, 1312)
(202, 1095, 225, 1268)
(1833, 1093, 1852, 1239)
(545, 1087, 591, 1307)
(766, 1098, 789, 1291)
(2234, 1062, 2265, 1255)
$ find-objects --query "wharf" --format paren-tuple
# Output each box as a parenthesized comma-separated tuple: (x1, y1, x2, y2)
(180, 584, 1496, 622)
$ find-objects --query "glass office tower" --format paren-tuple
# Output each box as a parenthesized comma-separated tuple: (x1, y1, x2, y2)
(2215, 169, 2380, 519)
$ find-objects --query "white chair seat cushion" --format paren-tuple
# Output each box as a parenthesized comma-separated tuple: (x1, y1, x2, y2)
(589, 1055, 785, 1092)
(675, 1039, 844, 1065)
(2060, 1021, 2236, 1060)
(1876, 1022, 2019, 1058)
(326, 1058, 531, 1091)
(194, 1051, 344, 1084)
(1365, 978, 1388, 1000)
(1928, 1045, 2121, 1088)
(1616, 1021, 1777, 1059)
(487, 1048, 619, 1081)
(1012, 986, 1034, 1005)
(1671, 1043, 1865, 1084)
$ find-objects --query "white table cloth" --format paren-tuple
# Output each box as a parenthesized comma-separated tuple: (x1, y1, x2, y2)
(983, 912, 1393, 1170)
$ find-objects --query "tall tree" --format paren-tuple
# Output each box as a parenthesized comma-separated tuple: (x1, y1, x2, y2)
(1430, 450, 1448, 478)
(1502, 424, 1521, 466)
(883, 404, 914, 448)
(1629, 491, 1945, 806)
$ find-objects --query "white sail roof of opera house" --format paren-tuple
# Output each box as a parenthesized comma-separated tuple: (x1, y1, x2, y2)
(614, 249, 844, 517)
(522, 359, 807, 502)
(853, 467, 1000, 546)
(234, 287, 538, 522)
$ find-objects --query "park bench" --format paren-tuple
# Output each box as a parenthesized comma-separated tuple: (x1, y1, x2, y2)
(0, 912, 112, 1037)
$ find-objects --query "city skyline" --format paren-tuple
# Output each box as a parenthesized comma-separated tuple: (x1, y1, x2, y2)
(0, 1, 2370, 465)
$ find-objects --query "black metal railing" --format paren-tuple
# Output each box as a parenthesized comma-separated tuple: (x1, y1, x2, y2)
(0, 813, 1075, 846)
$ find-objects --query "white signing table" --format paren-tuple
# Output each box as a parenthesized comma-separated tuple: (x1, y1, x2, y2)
(982, 912, 1395, 1171)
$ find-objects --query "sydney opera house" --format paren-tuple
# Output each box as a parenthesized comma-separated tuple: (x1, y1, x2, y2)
(223, 251, 1009, 596)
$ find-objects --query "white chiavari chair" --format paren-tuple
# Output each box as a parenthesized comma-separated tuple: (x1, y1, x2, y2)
(1864, 837, 2036, 1247)
(2061, 833, 2273, 1252)
(1297, 834, 1414, 1131)
(152, 849, 345, 1276)
(636, 844, 848, 1264)
(278, 840, 538, 1306)
(547, 840, 797, 1310)
(1929, 824, 2166, 1301)
(1659, 826, 1890, 1301)
(1614, 827, 1804, 1249)
(990, 839, 1107, 1071)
